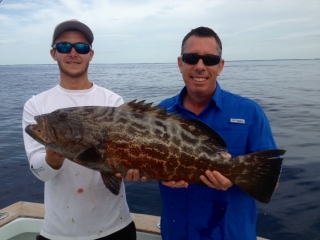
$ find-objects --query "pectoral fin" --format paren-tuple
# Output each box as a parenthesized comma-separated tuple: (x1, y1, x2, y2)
(101, 172, 122, 195)
(74, 145, 105, 164)
(74, 146, 121, 195)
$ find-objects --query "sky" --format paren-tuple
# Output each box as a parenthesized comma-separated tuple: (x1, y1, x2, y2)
(0, 0, 319, 65)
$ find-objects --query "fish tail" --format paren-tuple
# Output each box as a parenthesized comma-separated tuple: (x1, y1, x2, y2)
(231, 149, 285, 203)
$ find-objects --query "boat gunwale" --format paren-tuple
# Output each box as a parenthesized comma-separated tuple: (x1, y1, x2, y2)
(0, 201, 268, 240)
(0, 201, 161, 235)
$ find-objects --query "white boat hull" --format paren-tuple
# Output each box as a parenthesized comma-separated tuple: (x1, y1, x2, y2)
(0, 202, 161, 240)
(1, 217, 161, 240)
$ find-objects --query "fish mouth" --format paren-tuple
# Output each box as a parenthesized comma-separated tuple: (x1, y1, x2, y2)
(25, 116, 56, 143)
(25, 124, 43, 141)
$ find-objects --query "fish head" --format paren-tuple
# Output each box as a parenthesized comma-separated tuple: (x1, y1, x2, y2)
(25, 106, 109, 160)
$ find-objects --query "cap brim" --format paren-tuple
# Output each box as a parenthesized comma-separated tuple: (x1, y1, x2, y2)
(52, 20, 94, 46)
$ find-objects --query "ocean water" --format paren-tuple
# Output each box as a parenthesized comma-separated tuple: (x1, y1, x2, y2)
(0, 60, 319, 239)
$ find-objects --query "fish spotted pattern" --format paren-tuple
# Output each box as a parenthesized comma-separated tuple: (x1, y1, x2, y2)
(25, 100, 285, 203)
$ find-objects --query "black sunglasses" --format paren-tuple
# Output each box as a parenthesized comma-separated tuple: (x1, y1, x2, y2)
(182, 53, 221, 66)
(53, 42, 91, 54)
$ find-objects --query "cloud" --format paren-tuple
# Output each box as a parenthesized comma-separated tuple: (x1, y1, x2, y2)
(0, 0, 319, 64)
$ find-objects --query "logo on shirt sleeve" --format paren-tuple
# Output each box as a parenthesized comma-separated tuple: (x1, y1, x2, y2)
(31, 165, 45, 177)
(229, 118, 246, 124)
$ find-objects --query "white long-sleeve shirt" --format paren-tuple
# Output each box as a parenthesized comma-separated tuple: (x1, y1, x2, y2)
(22, 83, 133, 240)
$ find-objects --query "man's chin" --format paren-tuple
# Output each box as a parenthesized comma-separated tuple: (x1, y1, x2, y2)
(60, 67, 88, 78)
(63, 71, 86, 78)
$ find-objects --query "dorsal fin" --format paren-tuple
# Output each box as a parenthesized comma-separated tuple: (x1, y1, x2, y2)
(120, 100, 227, 151)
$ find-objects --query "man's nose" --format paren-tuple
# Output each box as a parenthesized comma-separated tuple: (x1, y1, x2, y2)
(68, 46, 78, 55)
(194, 59, 206, 71)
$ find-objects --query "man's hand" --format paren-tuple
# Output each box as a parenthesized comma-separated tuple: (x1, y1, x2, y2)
(115, 169, 147, 182)
(199, 152, 233, 190)
(162, 152, 233, 190)
(199, 170, 233, 190)
(45, 148, 65, 170)
(162, 171, 233, 190)
(161, 180, 188, 188)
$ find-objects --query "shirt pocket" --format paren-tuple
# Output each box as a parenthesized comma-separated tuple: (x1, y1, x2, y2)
(213, 124, 249, 156)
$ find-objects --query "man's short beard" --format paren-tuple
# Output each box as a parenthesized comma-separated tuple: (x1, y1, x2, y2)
(58, 61, 90, 78)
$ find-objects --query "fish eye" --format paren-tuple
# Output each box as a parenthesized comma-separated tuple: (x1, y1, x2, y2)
(59, 113, 68, 119)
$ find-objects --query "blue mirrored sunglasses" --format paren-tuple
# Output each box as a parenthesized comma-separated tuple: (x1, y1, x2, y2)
(53, 42, 91, 54)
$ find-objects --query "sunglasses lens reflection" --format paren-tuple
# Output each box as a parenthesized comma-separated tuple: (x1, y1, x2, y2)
(55, 43, 91, 54)
(75, 44, 90, 54)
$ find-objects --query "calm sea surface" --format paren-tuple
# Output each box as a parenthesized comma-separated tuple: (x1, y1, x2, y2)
(0, 60, 319, 239)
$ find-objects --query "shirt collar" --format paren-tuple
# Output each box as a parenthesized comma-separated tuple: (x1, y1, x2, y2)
(213, 82, 222, 109)
(175, 82, 223, 110)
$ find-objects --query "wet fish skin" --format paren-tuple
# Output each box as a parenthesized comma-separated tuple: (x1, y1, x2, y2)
(25, 100, 285, 203)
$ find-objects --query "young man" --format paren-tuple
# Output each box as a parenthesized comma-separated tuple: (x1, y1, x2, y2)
(157, 27, 279, 239)
(22, 20, 136, 240)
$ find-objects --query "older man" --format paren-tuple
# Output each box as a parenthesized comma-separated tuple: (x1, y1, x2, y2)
(157, 27, 278, 240)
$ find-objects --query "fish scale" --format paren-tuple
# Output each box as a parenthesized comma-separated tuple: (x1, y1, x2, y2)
(25, 100, 285, 203)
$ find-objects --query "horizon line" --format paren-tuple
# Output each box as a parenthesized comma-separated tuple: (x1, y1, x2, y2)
(0, 58, 319, 66)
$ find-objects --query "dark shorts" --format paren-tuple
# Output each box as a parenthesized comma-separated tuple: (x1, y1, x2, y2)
(36, 221, 136, 240)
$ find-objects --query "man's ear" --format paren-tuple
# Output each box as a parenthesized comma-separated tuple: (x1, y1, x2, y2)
(50, 49, 57, 61)
(217, 59, 225, 76)
(89, 49, 94, 61)
(178, 56, 183, 73)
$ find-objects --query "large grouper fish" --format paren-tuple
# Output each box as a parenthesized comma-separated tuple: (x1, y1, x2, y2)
(25, 100, 285, 203)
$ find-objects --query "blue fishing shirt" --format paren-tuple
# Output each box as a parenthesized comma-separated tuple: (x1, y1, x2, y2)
(158, 82, 277, 240)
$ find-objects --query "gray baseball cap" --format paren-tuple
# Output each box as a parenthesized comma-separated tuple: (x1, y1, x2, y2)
(51, 19, 94, 47)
